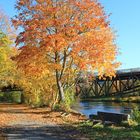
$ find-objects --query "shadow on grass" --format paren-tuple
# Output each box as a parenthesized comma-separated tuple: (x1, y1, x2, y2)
(1, 122, 140, 140)
(77, 121, 140, 140)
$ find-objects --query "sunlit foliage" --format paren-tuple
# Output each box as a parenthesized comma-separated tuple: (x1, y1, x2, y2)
(0, 10, 17, 88)
(13, 0, 120, 108)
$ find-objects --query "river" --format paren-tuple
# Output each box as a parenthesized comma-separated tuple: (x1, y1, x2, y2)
(72, 100, 140, 117)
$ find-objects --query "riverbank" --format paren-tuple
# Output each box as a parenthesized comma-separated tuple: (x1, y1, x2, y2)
(81, 95, 140, 103)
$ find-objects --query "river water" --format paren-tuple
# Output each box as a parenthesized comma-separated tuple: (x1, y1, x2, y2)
(72, 100, 140, 117)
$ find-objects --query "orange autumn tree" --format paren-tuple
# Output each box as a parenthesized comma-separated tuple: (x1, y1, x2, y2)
(13, 0, 119, 106)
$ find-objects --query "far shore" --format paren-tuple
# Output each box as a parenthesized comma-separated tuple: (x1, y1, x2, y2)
(81, 95, 140, 104)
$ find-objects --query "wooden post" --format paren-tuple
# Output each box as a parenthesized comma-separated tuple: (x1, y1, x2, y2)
(119, 78, 122, 93)
(95, 80, 99, 97)
(104, 78, 110, 96)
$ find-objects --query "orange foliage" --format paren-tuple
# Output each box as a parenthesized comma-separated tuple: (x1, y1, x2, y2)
(13, 0, 120, 103)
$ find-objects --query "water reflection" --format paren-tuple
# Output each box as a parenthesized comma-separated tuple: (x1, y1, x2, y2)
(72, 100, 140, 117)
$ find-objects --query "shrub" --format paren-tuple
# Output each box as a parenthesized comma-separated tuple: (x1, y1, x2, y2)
(130, 107, 140, 126)
(64, 87, 76, 110)
(0, 91, 22, 103)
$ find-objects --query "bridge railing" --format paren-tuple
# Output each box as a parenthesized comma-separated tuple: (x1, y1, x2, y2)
(78, 68, 140, 79)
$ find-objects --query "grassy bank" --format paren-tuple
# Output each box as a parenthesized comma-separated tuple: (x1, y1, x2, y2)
(76, 121, 140, 140)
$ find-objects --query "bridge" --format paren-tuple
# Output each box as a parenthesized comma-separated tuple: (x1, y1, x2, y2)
(77, 68, 140, 97)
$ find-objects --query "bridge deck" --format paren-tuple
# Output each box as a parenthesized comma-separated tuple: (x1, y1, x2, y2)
(97, 68, 140, 81)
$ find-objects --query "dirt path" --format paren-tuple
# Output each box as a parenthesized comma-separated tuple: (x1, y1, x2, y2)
(0, 103, 89, 140)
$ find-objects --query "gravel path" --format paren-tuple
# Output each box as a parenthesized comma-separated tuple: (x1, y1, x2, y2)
(0, 104, 89, 140)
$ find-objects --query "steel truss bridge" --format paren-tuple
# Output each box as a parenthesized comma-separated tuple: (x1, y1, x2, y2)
(77, 68, 140, 97)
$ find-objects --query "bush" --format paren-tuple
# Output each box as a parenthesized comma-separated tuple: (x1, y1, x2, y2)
(130, 107, 140, 125)
(64, 87, 76, 110)
(27, 92, 45, 108)
(11, 91, 22, 103)
(51, 87, 76, 111)
(0, 91, 22, 103)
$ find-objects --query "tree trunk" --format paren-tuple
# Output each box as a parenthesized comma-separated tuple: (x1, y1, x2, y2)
(57, 80, 65, 103)
(55, 51, 65, 103)
(55, 70, 65, 103)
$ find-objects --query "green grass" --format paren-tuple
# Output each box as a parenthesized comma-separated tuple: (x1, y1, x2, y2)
(76, 121, 140, 140)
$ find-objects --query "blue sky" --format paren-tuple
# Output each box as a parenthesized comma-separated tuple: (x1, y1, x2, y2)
(0, 0, 140, 70)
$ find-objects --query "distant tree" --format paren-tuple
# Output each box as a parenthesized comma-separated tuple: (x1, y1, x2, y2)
(0, 9, 16, 42)
(13, 0, 120, 107)
(0, 31, 17, 88)
(0, 9, 17, 89)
